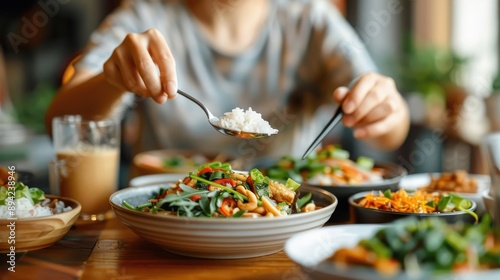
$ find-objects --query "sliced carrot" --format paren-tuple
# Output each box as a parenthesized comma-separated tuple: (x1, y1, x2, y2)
(197, 167, 213, 176)
(190, 194, 202, 201)
(213, 178, 237, 187)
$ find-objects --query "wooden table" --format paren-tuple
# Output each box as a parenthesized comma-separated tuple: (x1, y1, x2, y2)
(1, 215, 313, 280)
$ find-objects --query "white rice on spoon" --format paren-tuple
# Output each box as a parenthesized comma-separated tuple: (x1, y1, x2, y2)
(217, 107, 278, 135)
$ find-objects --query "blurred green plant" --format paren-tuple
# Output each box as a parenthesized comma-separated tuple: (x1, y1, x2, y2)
(396, 37, 468, 102)
(491, 71, 500, 94)
(12, 83, 55, 134)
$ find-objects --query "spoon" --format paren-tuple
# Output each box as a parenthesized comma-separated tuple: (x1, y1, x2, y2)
(301, 106, 343, 159)
(176, 89, 273, 139)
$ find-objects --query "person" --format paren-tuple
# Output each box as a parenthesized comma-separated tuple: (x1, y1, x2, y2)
(0, 46, 16, 123)
(45, 0, 410, 167)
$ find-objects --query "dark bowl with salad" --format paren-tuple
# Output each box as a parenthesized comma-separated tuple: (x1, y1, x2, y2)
(256, 145, 407, 223)
(349, 189, 478, 224)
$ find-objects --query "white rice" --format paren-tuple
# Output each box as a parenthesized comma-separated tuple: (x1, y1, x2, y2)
(0, 197, 72, 218)
(217, 107, 278, 135)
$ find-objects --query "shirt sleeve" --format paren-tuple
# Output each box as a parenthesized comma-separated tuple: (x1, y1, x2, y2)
(74, 0, 151, 73)
(307, 0, 377, 93)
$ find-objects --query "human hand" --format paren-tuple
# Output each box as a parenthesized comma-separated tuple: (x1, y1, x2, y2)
(103, 28, 177, 104)
(333, 72, 409, 144)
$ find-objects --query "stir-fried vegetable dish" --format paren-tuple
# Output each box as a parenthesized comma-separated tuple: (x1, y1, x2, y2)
(326, 216, 500, 276)
(420, 170, 478, 194)
(162, 154, 209, 168)
(123, 162, 317, 218)
(357, 189, 478, 222)
(260, 145, 385, 186)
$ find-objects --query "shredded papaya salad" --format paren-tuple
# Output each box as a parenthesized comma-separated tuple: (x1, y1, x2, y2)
(358, 189, 478, 222)
(123, 162, 318, 218)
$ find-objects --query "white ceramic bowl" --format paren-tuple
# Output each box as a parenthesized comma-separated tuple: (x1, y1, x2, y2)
(483, 189, 496, 221)
(399, 173, 490, 216)
(0, 195, 81, 252)
(110, 178, 338, 259)
(285, 224, 500, 280)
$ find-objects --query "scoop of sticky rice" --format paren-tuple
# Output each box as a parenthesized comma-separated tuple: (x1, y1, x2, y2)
(0, 198, 72, 218)
(218, 107, 278, 135)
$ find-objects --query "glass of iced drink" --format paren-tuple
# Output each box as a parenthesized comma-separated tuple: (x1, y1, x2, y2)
(49, 115, 120, 221)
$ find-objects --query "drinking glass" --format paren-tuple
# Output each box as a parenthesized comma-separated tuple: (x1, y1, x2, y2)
(482, 132, 500, 226)
(49, 115, 120, 221)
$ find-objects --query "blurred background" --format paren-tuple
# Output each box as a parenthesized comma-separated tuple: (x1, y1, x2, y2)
(0, 0, 499, 191)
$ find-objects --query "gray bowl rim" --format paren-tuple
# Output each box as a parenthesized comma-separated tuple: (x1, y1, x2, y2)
(296, 161, 407, 189)
(348, 190, 477, 217)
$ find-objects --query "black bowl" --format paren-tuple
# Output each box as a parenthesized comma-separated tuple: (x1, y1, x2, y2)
(349, 191, 478, 224)
(302, 162, 407, 223)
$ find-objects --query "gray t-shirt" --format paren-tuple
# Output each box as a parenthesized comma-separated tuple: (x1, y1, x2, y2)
(75, 0, 376, 166)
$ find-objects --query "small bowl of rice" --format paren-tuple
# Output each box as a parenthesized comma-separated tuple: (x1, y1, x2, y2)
(0, 195, 81, 252)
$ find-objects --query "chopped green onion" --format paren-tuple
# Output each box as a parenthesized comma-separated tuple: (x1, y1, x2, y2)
(190, 174, 247, 201)
(330, 148, 350, 159)
(437, 196, 452, 212)
(445, 231, 469, 252)
(357, 156, 374, 170)
(285, 178, 301, 191)
(163, 156, 183, 167)
(448, 194, 478, 222)
(383, 189, 392, 199)
(136, 202, 153, 209)
(198, 161, 232, 172)
(296, 193, 312, 209)
(232, 210, 246, 218)
(426, 200, 437, 207)
(360, 238, 391, 259)
(122, 200, 137, 211)
(209, 171, 225, 180)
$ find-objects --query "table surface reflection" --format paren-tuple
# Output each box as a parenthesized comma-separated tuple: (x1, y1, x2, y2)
(1, 215, 313, 280)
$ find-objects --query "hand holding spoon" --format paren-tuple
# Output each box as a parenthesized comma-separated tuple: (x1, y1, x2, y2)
(176, 89, 276, 139)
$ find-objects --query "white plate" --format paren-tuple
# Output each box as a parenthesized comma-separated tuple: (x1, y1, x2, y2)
(285, 225, 383, 267)
(285, 225, 500, 280)
(399, 173, 490, 215)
